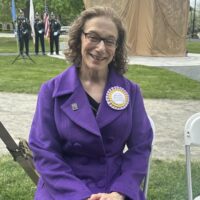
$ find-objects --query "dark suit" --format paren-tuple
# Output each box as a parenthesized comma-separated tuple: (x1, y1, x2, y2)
(34, 19, 45, 55)
(17, 17, 31, 56)
(49, 19, 61, 54)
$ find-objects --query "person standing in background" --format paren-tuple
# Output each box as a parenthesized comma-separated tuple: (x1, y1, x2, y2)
(17, 9, 31, 56)
(34, 12, 45, 55)
(49, 12, 61, 55)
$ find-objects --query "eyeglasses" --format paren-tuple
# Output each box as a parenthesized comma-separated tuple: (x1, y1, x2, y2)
(82, 31, 117, 48)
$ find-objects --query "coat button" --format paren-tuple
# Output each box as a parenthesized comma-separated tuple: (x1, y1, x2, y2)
(80, 157, 89, 165)
(99, 157, 106, 164)
(86, 179, 95, 187)
(72, 142, 82, 148)
(96, 180, 105, 188)
(106, 137, 114, 143)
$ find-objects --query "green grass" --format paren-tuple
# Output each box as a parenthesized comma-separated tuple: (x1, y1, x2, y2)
(0, 56, 200, 99)
(0, 156, 35, 200)
(0, 37, 67, 53)
(0, 37, 199, 54)
(0, 155, 200, 200)
(186, 40, 200, 54)
(0, 37, 40, 53)
(126, 65, 200, 99)
(0, 37, 200, 99)
(148, 159, 200, 200)
(0, 38, 19, 53)
(0, 56, 68, 94)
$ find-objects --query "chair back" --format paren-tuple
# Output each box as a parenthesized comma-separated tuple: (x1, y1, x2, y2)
(143, 115, 155, 199)
(148, 116, 155, 145)
(184, 113, 200, 200)
(184, 113, 200, 146)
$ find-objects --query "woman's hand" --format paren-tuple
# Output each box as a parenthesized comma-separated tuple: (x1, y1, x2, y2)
(87, 192, 125, 200)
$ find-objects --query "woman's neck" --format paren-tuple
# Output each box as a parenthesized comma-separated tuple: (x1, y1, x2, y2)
(79, 67, 108, 84)
(79, 67, 108, 103)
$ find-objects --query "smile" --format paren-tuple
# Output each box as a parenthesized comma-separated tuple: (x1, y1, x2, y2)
(90, 53, 106, 61)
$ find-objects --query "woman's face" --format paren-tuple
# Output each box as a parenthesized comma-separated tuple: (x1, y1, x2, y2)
(81, 16, 118, 72)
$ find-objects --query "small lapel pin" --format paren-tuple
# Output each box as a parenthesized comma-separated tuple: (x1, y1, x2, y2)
(71, 103, 78, 111)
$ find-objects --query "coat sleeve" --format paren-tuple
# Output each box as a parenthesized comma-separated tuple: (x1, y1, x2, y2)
(109, 84, 153, 200)
(29, 83, 92, 200)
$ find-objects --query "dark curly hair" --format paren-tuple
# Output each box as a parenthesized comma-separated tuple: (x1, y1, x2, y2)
(64, 6, 128, 75)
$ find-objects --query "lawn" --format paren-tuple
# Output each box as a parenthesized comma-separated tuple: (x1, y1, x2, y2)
(0, 37, 66, 53)
(126, 65, 200, 99)
(0, 37, 200, 99)
(0, 155, 200, 200)
(0, 55, 67, 94)
(0, 55, 200, 99)
(186, 39, 200, 54)
(1, 37, 200, 54)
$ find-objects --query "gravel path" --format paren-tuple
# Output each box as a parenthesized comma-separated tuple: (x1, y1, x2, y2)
(0, 92, 200, 160)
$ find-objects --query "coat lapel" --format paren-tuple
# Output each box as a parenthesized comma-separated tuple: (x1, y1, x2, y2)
(53, 66, 128, 135)
(61, 86, 101, 136)
(96, 69, 127, 129)
(53, 66, 101, 137)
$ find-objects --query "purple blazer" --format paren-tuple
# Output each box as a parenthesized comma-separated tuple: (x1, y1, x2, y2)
(29, 65, 153, 200)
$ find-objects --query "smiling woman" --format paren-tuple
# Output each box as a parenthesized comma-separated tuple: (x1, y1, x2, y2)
(29, 6, 153, 200)
(79, 15, 118, 95)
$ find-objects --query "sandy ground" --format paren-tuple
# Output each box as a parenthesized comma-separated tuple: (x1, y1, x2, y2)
(0, 92, 200, 160)
(144, 99, 200, 160)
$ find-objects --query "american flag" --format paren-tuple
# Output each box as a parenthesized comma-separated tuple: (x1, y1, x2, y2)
(43, 11, 49, 37)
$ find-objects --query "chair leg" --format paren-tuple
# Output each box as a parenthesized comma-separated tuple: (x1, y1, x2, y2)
(143, 151, 152, 199)
(186, 145, 193, 200)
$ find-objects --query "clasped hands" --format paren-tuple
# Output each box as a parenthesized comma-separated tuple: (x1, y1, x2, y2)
(87, 192, 125, 200)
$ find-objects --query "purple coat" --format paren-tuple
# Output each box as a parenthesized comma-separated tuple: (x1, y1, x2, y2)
(29, 65, 153, 200)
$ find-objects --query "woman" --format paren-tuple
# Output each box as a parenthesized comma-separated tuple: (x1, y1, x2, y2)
(29, 6, 153, 200)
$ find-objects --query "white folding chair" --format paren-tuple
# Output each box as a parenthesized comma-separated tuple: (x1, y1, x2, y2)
(184, 112, 200, 200)
(143, 115, 155, 199)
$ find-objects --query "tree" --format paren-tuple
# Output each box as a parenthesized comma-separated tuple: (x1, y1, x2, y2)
(33, 0, 84, 25)
(0, 0, 12, 21)
(47, 0, 84, 25)
(0, 0, 84, 25)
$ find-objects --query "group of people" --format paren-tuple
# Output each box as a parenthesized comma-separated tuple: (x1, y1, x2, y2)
(29, 6, 153, 200)
(16, 10, 61, 56)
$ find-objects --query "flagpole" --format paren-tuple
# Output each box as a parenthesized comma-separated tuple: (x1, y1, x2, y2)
(15, 21, 19, 55)
(11, 0, 19, 54)
(29, 0, 35, 43)
(45, 0, 47, 12)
